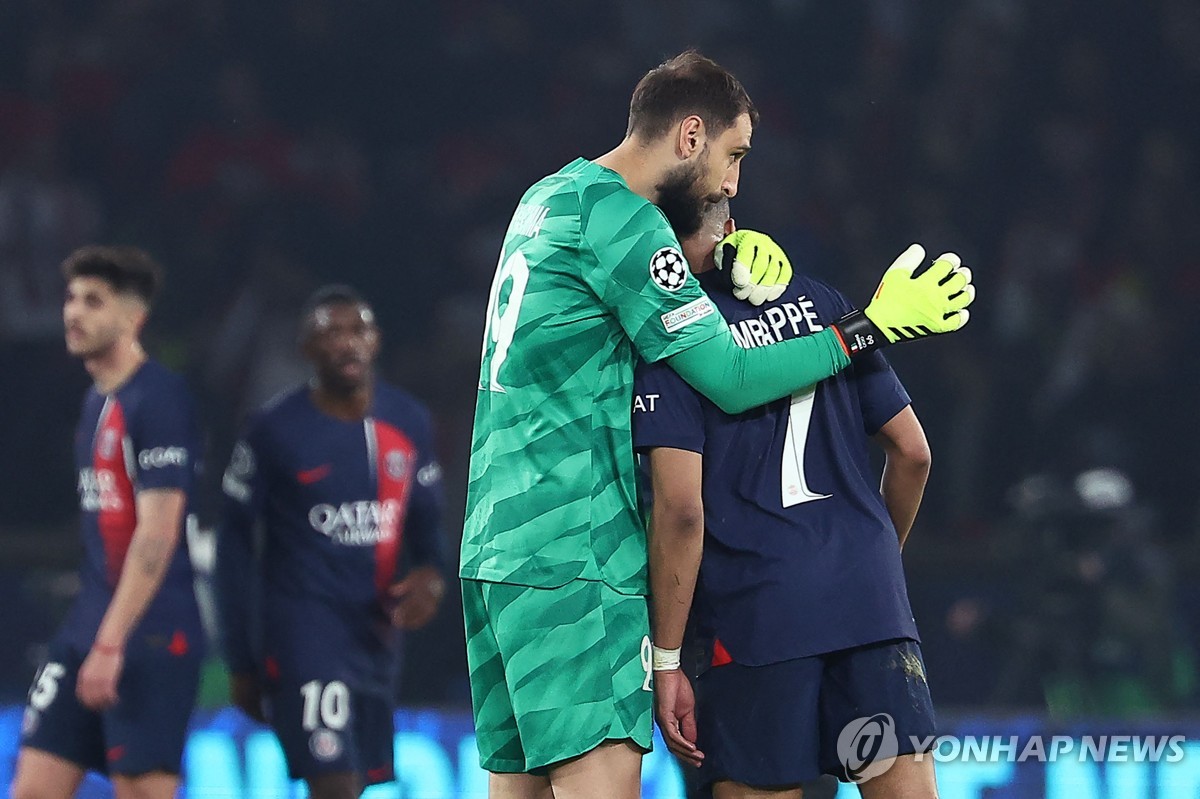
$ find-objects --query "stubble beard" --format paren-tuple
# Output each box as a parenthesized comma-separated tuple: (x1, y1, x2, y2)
(655, 155, 724, 240)
(66, 323, 123, 362)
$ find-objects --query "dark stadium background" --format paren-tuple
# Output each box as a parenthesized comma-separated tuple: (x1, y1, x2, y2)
(1, 0, 1198, 754)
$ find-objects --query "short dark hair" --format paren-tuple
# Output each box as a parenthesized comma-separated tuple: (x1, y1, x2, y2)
(626, 50, 759, 141)
(61, 245, 162, 305)
(301, 284, 368, 321)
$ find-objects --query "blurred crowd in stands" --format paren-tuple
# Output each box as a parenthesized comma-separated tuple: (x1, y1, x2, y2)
(1, 0, 1197, 713)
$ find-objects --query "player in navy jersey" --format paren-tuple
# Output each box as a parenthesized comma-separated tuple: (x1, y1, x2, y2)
(13, 247, 204, 799)
(634, 200, 941, 798)
(215, 285, 446, 799)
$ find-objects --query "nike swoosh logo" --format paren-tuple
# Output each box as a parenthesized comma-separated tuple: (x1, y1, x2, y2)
(297, 464, 332, 484)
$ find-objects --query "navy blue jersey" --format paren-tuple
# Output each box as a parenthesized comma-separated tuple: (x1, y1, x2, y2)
(216, 382, 445, 693)
(60, 359, 203, 652)
(633, 270, 918, 665)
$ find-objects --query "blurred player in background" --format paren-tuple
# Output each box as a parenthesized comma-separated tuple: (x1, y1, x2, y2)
(462, 50, 972, 798)
(634, 199, 942, 798)
(12, 247, 204, 799)
(216, 285, 446, 799)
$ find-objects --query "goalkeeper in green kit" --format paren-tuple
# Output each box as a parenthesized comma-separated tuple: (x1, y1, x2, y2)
(461, 50, 974, 799)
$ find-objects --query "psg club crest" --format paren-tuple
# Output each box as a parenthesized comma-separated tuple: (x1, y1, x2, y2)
(309, 729, 343, 762)
(649, 247, 688, 292)
(385, 450, 408, 480)
(98, 428, 118, 459)
(21, 707, 39, 737)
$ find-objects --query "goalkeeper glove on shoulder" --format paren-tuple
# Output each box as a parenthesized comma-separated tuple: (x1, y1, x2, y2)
(833, 244, 975, 356)
(715, 230, 792, 307)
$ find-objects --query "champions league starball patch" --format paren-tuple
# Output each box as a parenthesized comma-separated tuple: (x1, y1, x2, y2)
(649, 247, 688, 292)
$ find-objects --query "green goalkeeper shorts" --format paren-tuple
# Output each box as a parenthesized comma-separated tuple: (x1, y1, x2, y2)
(462, 578, 654, 773)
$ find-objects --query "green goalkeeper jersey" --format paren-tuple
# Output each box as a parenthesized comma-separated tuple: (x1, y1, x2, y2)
(460, 158, 724, 593)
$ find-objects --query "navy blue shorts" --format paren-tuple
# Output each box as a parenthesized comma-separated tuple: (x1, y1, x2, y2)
(261, 601, 395, 785)
(695, 638, 936, 790)
(20, 633, 201, 776)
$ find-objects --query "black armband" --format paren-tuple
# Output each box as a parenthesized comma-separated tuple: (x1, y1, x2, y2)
(832, 310, 888, 356)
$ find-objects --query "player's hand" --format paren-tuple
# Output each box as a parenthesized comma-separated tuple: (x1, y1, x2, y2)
(77, 644, 123, 711)
(387, 566, 446, 630)
(715, 229, 793, 307)
(833, 244, 975, 355)
(654, 669, 704, 768)
(231, 673, 266, 723)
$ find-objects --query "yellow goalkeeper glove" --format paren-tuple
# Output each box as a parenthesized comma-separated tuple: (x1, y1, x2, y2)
(715, 230, 793, 306)
(833, 244, 975, 355)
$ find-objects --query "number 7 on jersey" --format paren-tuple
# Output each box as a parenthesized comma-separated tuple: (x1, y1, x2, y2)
(479, 249, 530, 393)
(781, 386, 832, 507)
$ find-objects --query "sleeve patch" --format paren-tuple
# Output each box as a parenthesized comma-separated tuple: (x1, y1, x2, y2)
(661, 297, 716, 333)
(226, 441, 255, 479)
(221, 441, 256, 503)
(417, 462, 443, 487)
(138, 446, 189, 470)
(649, 247, 689, 292)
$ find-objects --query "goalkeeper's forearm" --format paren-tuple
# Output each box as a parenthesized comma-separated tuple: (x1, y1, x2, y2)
(667, 328, 850, 415)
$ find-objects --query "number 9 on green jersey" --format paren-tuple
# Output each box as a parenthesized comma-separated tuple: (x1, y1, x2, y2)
(462, 157, 725, 593)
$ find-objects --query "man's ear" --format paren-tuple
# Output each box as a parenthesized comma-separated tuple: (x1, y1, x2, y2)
(365, 326, 382, 360)
(676, 115, 706, 159)
(122, 297, 150, 337)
